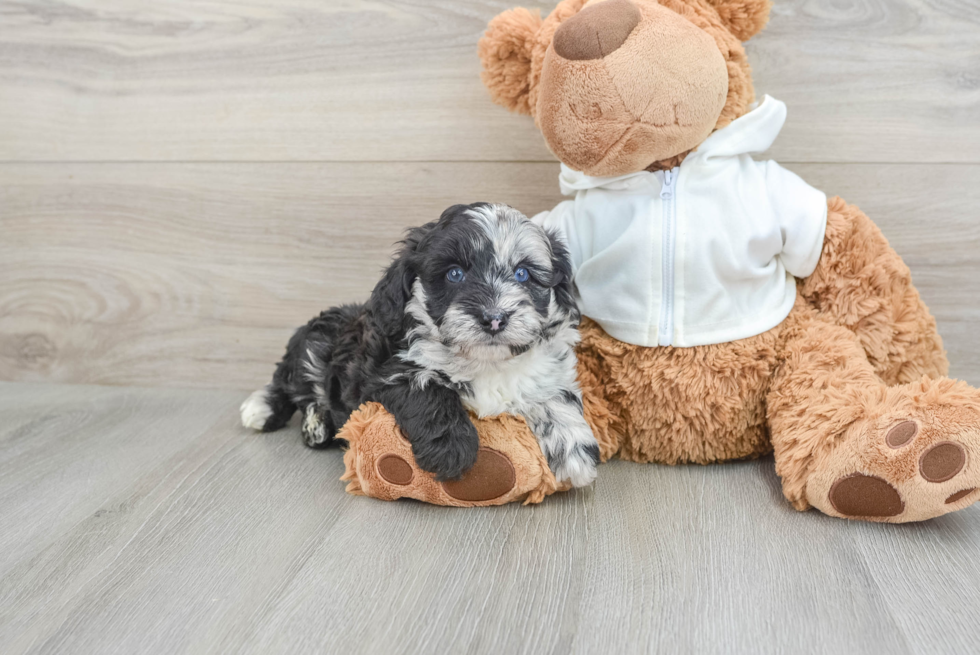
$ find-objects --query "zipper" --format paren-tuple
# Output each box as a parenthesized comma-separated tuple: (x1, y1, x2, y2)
(657, 167, 679, 346)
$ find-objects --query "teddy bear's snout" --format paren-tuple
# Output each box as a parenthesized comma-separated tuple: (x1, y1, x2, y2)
(535, 0, 734, 176)
(553, 0, 641, 61)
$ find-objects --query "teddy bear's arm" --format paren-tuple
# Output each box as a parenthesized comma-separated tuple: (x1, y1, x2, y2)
(799, 197, 948, 385)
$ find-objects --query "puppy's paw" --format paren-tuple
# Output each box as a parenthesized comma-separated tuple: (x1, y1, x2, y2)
(410, 419, 480, 481)
(551, 442, 600, 488)
(240, 388, 273, 431)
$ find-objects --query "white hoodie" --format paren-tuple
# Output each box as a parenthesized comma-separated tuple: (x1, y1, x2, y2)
(534, 95, 827, 348)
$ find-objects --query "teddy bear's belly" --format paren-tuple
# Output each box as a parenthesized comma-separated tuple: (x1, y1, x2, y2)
(577, 317, 781, 464)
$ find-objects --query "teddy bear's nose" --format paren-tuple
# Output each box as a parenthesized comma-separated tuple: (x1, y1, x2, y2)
(553, 0, 642, 61)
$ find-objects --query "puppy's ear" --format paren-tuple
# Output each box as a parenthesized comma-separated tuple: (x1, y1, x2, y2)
(478, 7, 543, 115)
(370, 223, 432, 338)
(705, 0, 771, 41)
(545, 229, 578, 318)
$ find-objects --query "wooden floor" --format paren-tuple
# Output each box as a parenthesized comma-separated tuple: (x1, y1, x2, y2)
(3, 0, 980, 652)
(2, 381, 980, 654)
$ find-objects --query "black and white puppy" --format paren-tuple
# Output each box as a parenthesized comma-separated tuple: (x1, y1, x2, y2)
(240, 202, 599, 487)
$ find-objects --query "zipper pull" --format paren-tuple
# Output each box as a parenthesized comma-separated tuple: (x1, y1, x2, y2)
(660, 170, 674, 200)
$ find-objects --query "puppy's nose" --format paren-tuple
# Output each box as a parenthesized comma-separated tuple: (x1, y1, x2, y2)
(553, 0, 641, 61)
(480, 310, 510, 334)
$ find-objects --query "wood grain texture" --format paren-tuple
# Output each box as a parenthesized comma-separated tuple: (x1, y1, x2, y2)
(2, 381, 980, 654)
(0, 161, 566, 388)
(2, 162, 979, 389)
(0, 0, 977, 163)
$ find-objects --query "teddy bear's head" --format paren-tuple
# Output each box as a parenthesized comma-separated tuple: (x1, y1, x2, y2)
(478, 0, 770, 176)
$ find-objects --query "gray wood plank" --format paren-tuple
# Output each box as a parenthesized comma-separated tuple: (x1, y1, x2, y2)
(2, 381, 980, 654)
(2, 162, 978, 389)
(0, 161, 566, 389)
(753, 0, 980, 163)
(0, 383, 236, 580)
(569, 461, 917, 654)
(0, 0, 977, 163)
(0, 383, 343, 654)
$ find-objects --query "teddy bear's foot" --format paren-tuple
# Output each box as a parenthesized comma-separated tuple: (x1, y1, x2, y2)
(338, 402, 565, 506)
(805, 380, 980, 522)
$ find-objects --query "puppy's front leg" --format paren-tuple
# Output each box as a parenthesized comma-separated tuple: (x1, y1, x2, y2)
(374, 378, 479, 481)
(526, 391, 599, 488)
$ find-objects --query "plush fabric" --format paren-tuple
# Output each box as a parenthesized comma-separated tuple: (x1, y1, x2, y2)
(338, 0, 980, 521)
(340, 402, 564, 506)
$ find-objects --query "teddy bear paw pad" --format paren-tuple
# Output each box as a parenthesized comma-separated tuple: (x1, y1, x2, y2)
(919, 441, 965, 482)
(885, 420, 917, 448)
(813, 413, 980, 521)
(828, 474, 904, 518)
(441, 448, 516, 502)
(377, 454, 414, 486)
(945, 487, 977, 504)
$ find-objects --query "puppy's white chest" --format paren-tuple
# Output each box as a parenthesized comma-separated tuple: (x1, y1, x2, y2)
(463, 372, 526, 417)
(460, 353, 546, 418)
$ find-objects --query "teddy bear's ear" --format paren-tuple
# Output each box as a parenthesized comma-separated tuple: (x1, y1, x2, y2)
(478, 8, 544, 115)
(704, 0, 771, 41)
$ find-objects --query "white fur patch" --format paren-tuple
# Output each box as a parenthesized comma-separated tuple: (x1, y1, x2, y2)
(303, 349, 328, 405)
(468, 203, 551, 271)
(461, 343, 568, 417)
(557, 446, 599, 487)
(240, 388, 273, 430)
(303, 405, 328, 445)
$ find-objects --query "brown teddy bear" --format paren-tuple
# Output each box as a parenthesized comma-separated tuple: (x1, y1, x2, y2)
(340, 0, 980, 522)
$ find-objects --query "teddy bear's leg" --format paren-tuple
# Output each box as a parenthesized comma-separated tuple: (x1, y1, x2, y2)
(574, 318, 630, 461)
(799, 197, 949, 385)
(768, 300, 980, 522)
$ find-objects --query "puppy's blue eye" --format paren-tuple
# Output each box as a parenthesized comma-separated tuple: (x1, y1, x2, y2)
(514, 267, 529, 283)
(446, 267, 465, 283)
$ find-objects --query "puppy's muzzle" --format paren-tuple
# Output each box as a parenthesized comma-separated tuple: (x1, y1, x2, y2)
(480, 309, 510, 335)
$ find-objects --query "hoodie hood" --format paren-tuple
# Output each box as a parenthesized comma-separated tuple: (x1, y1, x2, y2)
(559, 95, 787, 195)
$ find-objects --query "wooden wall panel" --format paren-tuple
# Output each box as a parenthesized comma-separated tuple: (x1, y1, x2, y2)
(2, 162, 978, 389)
(0, 0, 977, 163)
(0, 162, 565, 388)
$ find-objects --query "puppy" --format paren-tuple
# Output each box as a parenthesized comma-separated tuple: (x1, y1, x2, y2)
(240, 202, 599, 487)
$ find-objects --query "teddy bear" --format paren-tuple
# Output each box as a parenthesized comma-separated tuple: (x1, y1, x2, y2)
(339, 0, 980, 522)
